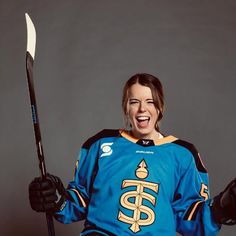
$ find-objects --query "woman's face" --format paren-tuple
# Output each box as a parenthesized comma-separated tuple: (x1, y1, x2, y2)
(126, 83, 159, 140)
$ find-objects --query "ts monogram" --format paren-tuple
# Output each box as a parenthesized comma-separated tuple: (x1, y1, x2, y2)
(118, 159, 159, 233)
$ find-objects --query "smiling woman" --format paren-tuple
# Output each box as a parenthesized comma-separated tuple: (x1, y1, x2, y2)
(28, 73, 236, 236)
(122, 73, 164, 140)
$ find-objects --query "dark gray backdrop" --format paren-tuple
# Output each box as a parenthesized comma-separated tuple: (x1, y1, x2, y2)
(1, 0, 236, 235)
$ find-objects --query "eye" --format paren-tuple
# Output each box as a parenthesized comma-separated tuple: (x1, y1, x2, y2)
(147, 100, 154, 104)
(129, 99, 139, 105)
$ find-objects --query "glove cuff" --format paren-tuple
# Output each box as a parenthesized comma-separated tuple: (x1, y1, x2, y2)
(211, 192, 236, 225)
(54, 193, 67, 212)
(47, 174, 74, 212)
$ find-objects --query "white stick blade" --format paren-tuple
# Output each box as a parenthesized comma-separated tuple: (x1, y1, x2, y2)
(25, 13, 36, 59)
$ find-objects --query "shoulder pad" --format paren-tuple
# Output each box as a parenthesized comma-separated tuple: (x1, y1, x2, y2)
(82, 129, 120, 149)
(173, 139, 207, 173)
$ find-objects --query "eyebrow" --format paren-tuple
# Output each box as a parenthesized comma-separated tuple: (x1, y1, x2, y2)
(129, 98, 154, 102)
(129, 98, 139, 101)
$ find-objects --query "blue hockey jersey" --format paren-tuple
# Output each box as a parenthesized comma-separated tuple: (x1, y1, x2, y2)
(54, 129, 220, 235)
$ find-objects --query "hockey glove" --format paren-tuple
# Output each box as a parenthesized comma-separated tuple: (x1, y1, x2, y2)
(29, 173, 70, 213)
(211, 178, 236, 225)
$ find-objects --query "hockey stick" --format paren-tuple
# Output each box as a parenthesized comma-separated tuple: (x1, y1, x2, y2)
(25, 13, 56, 236)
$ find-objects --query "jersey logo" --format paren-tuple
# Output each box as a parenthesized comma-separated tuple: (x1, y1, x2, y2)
(142, 140, 150, 145)
(137, 139, 155, 146)
(118, 159, 159, 233)
(100, 142, 113, 157)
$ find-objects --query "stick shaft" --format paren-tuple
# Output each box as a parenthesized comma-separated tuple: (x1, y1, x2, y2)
(26, 52, 47, 176)
(26, 51, 55, 236)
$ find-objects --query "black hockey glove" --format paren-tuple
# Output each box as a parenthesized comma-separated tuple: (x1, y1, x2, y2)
(29, 173, 70, 213)
(211, 178, 236, 225)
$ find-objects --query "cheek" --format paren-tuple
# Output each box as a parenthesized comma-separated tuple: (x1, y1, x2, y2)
(127, 106, 138, 119)
(150, 108, 159, 121)
(126, 110, 137, 127)
(127, 111, 134, 122)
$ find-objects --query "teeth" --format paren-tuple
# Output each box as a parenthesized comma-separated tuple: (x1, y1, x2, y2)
(137, 116, 150, 121)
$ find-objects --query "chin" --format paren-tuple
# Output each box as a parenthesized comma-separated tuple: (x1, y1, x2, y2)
(133, 129, 154, 139)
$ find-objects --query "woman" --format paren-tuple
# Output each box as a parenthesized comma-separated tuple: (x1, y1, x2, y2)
(29, 73, 236, 235)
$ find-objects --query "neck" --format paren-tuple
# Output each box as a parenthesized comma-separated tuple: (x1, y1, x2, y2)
(129, 130, 163, 140)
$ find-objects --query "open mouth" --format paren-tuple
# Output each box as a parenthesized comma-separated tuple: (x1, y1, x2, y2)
(136, 116, 150, 128)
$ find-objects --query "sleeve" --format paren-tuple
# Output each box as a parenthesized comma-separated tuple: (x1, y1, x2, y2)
(53, 140, 100, 224)
(172, 147, 221, 236)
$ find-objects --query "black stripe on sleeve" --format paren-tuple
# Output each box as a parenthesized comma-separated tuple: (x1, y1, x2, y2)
(184, 201, 204, 221)
(173, 139, 207, 173)
(67, 187, 89, 207)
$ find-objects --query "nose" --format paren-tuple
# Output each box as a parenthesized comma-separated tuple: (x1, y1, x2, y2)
(139, 101, 146, 112)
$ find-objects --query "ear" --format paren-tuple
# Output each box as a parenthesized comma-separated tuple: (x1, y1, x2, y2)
(157, 109, 164, 122)
(123, 112, 130, 130)
(156, 109, 161, 118)
(126, 102, 130, 113)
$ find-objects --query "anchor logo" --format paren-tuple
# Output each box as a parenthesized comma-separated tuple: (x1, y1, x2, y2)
(118, 159, 159, 233)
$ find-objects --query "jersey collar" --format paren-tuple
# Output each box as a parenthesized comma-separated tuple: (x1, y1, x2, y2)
(119, 129, 178, 146)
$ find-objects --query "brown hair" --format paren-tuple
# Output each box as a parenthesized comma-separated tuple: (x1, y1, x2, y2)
(122, 73, 164, 131)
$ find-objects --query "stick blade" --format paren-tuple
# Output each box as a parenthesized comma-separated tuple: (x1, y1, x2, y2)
(25, 13, 36, 60)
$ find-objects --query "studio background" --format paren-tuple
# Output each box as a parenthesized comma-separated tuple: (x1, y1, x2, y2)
(1, 1, 236, 235)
